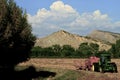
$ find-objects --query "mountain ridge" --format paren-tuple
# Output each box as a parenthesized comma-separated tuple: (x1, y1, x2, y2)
(87, 30, 120, 44)
(35, 30, 113, 51)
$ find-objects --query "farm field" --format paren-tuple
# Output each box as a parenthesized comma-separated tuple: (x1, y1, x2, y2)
(18, 58, 120, 80)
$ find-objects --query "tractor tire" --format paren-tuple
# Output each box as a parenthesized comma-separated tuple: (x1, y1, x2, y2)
(91, 64, 95, 71)
(99, 67, 102, 72)
(99, 67, 105, 73)
(92, 63, 99, 72)
(111, 63, 118, 73)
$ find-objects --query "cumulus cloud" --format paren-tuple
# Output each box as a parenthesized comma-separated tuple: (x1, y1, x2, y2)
(50, 1, 76, 13)
(27, 1, 120, 37)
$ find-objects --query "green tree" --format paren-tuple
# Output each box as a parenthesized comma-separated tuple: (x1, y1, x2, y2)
(0, 0, 36, 67)
(43, 47, 54, 57)
(76, 43, 99, 58)
(77, 43, 91, 57)
(31, 46, 42, 57)
(89, 43, 99, 55)
(52, 44, 62, 56)
(61, 45, 75, 57)
(109, 39, 120, 58)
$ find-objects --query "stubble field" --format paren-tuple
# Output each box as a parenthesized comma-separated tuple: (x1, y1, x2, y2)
(18, 58, 120, 80)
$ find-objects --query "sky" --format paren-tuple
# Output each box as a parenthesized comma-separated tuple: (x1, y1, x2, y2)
(14, 0, 120, 38)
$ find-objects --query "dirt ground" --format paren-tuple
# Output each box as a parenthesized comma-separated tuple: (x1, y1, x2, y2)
(18, 58, 120, 79)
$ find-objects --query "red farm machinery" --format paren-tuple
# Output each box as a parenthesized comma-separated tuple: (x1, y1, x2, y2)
(75, 54, 118, 73)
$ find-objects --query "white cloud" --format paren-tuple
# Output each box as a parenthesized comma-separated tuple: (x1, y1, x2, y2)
(50, 1, 76, 13)
(27, 1, 120, 37)
(93, 10, 109, 21)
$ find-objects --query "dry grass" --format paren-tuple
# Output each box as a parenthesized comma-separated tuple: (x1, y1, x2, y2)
(18, 58, 120, 80)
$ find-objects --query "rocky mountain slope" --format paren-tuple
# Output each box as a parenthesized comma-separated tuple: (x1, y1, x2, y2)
(35, 30, 111, 51)
(87, 30, 120, 44)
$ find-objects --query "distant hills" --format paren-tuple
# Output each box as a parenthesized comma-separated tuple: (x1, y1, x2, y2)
(87, 30, 120, 44)
(34, 30, 120, 51)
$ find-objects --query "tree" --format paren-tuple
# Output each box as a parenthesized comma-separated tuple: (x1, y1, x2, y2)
(109, 39, 120, 58)
(76, 43, 99, 57)
(0, 0, 36, 68)
(61, 45, 75, 57)
(31, 46, 42, 57)
(52, 44, 62, 56)
(77, 43, 91, 57)
(89, 43, 99, 55)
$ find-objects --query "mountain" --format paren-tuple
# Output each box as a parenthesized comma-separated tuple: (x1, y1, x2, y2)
(87, 30, 120, 44)
(35, 30, 111, 51)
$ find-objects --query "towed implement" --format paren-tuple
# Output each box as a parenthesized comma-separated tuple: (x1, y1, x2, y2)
(77, 54, 118, 73)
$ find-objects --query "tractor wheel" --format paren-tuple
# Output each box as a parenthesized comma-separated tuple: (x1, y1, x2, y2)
(92, 63, 99, 72)
(99, 67, 104, 73)
(99, 67, 102, 72)
(111, 63, 118, 73)
(91, 64, 95, 71)
(99, 66, 105, 73)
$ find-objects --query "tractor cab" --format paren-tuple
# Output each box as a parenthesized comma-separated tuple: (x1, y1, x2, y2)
(100, 54, 111, 64)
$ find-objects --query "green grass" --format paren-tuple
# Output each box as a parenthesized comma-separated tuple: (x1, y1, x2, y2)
(54, 70, 82, 80)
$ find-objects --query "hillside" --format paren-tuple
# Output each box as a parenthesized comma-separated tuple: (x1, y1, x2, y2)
(34, 30, 111, 51)
(87, 30, 120, 44)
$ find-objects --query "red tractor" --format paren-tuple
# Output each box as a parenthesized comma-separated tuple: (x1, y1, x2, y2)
(76, 54, 118, 73)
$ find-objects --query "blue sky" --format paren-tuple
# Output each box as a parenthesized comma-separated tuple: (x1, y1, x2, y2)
(14, 0, 120, 37)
